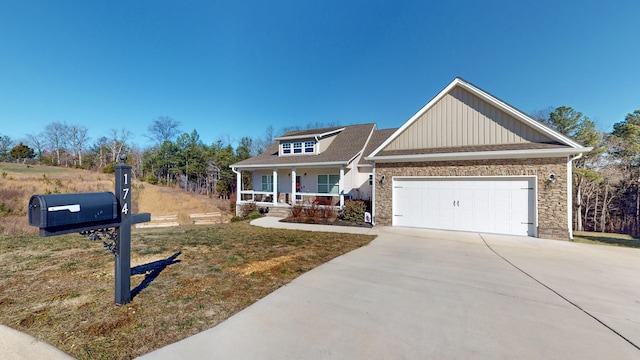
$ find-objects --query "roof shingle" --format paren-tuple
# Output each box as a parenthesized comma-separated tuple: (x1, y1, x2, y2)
(232, 123, 376, 168)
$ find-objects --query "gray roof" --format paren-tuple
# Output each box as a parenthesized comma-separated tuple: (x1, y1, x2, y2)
(275, 126, 345, 139)
(358, 128, 398, 166)
(232, 123, 376, 169)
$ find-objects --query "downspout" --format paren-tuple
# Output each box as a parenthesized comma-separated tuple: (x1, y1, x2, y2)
(371, 163, 376, 226)
(231, 167, 241, 217)
(567, 153, 583, 240)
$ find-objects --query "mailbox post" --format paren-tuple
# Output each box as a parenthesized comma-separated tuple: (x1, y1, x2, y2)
(114, 160, 132, 304)
(28, 155, 150, 305)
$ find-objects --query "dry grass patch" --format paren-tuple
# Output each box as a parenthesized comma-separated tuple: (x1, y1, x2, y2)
(0, 163, 229, 236)
(0, 221, 375, 359)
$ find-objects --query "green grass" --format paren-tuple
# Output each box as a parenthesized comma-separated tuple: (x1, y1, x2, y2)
(0, 162, 75, 174)
(0, 221, 374, 359)
(573, 231, 640, 248)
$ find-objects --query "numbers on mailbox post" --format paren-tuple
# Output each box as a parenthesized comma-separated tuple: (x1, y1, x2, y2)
(121, 173, 130, 215)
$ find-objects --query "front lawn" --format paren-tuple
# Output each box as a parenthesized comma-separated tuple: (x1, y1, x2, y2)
(0, 221, 374, 359)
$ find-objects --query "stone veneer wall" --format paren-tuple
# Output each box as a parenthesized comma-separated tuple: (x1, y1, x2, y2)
(374, 157, 570, 240)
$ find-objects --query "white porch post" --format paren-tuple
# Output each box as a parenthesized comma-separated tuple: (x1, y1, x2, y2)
(236, 169, 242, 200)
(339, 166, 345, 208)
(272, 168, 278, 207)
(291, 168, 297, 206)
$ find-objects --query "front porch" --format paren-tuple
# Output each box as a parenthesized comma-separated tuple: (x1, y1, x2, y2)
(233, 166, 346, 216)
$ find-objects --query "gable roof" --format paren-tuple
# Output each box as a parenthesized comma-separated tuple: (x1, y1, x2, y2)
(367, 78, 591, 162)
(232, 123, 376, 169)
(358, 128, 397, 166)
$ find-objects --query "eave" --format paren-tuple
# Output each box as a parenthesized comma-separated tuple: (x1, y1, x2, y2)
(366, 147, 593, 163)
(274, 127, 345, 141)
(231, 160, 350, 171)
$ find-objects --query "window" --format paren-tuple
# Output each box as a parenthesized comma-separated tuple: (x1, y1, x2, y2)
(318, 174, 339, 194)
(304, 141, 315, 153)
(282, 140, 316, 155)
(261, 175, 273, 192)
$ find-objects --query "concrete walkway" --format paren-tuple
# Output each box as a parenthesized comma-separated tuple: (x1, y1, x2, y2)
(139, 223, 640, 359)
(0, 325, 74, 360)
(250, 215, 379, 235)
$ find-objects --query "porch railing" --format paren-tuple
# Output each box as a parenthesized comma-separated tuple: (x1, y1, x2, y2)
(238, 190, 340, 207)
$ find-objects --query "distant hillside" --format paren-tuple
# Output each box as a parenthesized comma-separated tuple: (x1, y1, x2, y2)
(0, 163, 230, 236)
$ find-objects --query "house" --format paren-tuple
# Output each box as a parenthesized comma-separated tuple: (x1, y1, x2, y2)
(230, 123, 388, 216)
(231, 78, 592, 240)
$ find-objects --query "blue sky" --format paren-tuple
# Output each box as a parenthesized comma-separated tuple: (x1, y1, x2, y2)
(1, 0, 638, 149)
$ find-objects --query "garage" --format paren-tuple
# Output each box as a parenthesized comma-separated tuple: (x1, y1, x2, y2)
(392, 177, 536, 236)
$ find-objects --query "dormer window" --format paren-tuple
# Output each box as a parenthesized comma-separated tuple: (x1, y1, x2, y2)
(304, 141, 315, 153)
(281, 140, 316, 156)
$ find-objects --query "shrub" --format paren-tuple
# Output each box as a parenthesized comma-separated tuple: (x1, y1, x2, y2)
(146, 174, 158, 185)
(342, 200, 367, 222)
(303, 202, 320, 219)
(247, 211, 262, 220)
(230, 216, 243, 222)
(319, 206, 337, 219)
(290, 205, 304, 218)
(102, 163, 115, 174)
(240, 202, 257, 218)
(0, 203, 13, 216)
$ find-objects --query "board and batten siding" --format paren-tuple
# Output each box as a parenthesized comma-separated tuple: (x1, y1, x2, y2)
(386, 86, 554, 150)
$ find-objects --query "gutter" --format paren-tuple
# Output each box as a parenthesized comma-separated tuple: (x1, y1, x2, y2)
(231, 160, 349, 171)
(366, 147, 591, 163)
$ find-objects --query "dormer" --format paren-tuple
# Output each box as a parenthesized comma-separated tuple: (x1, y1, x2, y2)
(275, 127, 345, 156)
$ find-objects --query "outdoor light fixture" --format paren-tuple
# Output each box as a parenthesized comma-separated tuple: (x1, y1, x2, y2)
(548, 173, 557, 183)
(380, 175, 386, 184)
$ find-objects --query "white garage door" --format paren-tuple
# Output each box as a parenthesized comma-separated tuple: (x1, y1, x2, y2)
(392, 177, 536, 236)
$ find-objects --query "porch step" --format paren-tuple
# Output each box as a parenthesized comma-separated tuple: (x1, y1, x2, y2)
(265, 207, 290, 218)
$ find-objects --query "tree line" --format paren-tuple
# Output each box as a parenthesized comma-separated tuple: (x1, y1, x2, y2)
(1, 110, 640, 236)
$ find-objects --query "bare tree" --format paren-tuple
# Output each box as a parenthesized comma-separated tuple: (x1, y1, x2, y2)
(24, 132, 45, 162)
(69, 124, 89, 166)
(44, 122, 69, 166)
(146, 116, 181, 145)
(0, 133, 13, 161)
(529, 106, 555, 123)
(109, 128, 132, 163)
(93, 136, 110, 169)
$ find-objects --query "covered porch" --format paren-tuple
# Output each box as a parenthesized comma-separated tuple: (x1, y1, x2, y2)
(232, 166, 346, 213)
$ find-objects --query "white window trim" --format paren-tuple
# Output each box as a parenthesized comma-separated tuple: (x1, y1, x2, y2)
(282, 143, 291, 154)
(261, 175, 273, 192)
(318, 174, 339, 194)
(280, 140, 317, 156)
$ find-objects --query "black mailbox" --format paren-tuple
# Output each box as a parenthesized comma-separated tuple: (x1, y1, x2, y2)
(29, 192, 118, 229)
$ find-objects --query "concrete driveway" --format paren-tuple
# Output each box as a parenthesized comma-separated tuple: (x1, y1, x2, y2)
(139, 226, 640, 359)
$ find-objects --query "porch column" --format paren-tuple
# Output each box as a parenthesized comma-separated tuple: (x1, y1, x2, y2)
(291, 167, 297, 206)
(339, 166, 345, 208)
(236, 169, 242, 200)
(272, 168, 278, 207)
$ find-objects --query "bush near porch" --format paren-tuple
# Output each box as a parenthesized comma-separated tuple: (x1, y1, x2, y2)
(283, 200, 372, 228)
